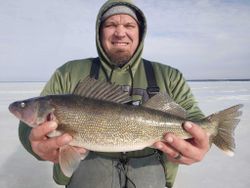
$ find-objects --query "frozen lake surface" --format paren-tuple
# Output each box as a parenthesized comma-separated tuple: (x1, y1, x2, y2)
(0, 81, 249, 188)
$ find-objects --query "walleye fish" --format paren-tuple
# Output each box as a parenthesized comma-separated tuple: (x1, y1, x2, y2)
(9, 77, 243, 177)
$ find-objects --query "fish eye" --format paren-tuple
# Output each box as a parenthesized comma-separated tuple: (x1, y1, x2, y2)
(20, 102, 26, 108)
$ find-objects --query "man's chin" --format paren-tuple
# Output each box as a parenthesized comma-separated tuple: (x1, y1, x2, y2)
(109, 52, 132, 65)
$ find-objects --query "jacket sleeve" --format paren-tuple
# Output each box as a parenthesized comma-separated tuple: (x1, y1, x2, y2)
(154, 63, 205, 188)
(18, 59, 92, 185)
(168, 68, 204, 120)
(18, 67, 76, 184)
(18, 69, 68, 159)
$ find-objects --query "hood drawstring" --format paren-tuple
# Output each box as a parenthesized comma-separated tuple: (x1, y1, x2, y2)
(105, 64, 134, 97)
(99, 63, 109, 82)
(108, 65, 115, 83)
(128, 65, 134, 96)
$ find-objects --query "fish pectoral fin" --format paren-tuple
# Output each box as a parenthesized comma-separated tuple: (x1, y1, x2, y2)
(80, 150, 89, 160)
(142, 92, 187, 118)
(59, 145, 85, 177)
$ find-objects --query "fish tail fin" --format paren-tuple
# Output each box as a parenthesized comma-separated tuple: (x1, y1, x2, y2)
(207, 104, 243, 156)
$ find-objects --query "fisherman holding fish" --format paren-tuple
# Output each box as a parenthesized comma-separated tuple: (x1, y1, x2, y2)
(12, 0, 242, 188)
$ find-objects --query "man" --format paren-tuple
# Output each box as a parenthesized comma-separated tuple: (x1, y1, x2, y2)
(19, 0, 209, 187)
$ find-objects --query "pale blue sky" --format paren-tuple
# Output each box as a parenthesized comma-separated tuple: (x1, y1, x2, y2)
(0, 0, 250, 81)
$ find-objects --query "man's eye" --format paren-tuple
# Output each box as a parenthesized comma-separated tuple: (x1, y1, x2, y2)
(125, 24, 136, 29)
(104, 24, 115, 28)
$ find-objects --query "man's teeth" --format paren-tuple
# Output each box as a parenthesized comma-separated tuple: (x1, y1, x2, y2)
(113, 42, 128, 46)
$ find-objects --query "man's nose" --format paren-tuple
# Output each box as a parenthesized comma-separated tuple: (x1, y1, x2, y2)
(114, 25, 126, 38)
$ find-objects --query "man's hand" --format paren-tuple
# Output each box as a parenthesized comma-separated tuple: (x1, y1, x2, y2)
(29, 121, 87, 163)
(154, 121, 210, 165)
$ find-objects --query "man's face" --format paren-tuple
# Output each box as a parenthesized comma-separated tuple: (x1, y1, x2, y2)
(100, 14, 139, 65)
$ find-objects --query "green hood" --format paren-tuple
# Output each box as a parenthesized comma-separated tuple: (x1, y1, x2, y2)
(95, 0, 147, 77)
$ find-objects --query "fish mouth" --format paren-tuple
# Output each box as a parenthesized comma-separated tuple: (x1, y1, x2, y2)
(8, 102, 22, 119)
(8, 102, 37, 126)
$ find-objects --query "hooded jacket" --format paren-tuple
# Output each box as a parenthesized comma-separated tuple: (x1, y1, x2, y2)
(18, 0, 204, 187)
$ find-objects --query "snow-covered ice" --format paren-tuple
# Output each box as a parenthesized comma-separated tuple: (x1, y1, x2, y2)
(0, 81, 249, 188)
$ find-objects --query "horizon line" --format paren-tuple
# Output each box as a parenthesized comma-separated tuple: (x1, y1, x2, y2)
(0, 78, 250, 83)
(187, 78, 250, 82)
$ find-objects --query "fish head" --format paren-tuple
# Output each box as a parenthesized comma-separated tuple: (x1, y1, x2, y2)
(8, 96, 54, 127)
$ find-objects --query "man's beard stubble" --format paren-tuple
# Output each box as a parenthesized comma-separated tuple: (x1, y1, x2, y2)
(107, 50, 132, 66)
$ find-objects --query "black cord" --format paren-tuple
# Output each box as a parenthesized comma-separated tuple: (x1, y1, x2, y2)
(115, 157, 136, 188)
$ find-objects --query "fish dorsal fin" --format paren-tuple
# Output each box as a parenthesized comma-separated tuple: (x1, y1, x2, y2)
(73, 76, 131, 104)
(142, 92, 187, 118)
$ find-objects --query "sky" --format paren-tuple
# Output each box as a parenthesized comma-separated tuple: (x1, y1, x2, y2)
(0, 0, 250, 81)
